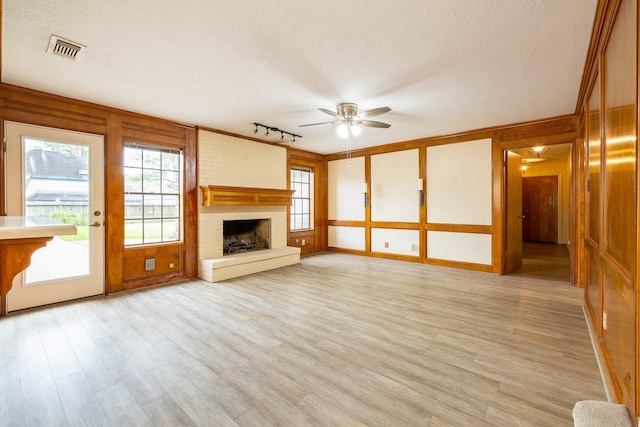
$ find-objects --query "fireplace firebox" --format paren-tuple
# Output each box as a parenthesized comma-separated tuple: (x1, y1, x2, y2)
(222, 219, 271, 255)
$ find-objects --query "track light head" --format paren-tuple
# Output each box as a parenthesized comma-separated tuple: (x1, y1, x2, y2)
(252, 122, 301, 144)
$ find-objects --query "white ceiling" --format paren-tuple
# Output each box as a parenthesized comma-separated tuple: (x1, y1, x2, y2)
(3, 1, 597, 155)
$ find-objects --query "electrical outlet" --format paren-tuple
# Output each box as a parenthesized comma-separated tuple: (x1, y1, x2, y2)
(602, 311, 608, 330)
(145, 258, 155, 271)
(384, 242, 389, 248)
(169, 262, 174, 269)
(301, 239, 306, 246)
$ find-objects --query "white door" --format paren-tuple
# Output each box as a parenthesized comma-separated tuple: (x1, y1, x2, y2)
(5, 122, 105, 311)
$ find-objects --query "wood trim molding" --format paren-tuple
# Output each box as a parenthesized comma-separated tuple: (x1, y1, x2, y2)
(425, 223, 493, 234)
(200, 185, 294, 207)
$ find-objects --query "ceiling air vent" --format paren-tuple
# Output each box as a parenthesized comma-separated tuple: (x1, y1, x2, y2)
(47, 35, 85, 60)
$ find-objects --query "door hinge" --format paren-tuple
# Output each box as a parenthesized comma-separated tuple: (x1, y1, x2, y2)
(587, 179, 590, 192)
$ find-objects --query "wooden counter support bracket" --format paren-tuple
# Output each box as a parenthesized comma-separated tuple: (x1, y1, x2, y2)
(0, 237, 52, 315)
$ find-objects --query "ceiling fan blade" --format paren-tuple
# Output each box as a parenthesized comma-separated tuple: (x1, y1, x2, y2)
(355, 120, 391, 128)
(357, 106, 391, 119)
(299, 120, 342, 127)
(318, 108, 343, 119)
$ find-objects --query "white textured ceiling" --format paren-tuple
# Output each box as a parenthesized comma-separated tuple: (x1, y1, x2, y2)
(3, 1, 597, 154)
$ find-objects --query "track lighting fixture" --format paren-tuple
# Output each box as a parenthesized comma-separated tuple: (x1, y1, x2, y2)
(252, 123, 302, 144)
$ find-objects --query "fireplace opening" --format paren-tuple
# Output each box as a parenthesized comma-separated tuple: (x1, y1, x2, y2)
(223, 219, 271, 255)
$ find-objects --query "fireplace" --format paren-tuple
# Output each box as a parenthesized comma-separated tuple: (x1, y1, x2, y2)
(223, 219, 270, 255)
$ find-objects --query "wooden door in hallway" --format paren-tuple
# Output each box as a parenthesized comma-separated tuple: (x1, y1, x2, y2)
(522, 176, 558, 243)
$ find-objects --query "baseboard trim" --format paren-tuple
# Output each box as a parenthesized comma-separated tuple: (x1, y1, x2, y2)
(582, 303, 614, 403)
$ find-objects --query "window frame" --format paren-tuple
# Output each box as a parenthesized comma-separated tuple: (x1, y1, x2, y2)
(290, 167, 314, 231)
(123, 142, 184, 247)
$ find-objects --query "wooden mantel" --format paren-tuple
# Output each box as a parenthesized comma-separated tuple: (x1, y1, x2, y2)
(200, 185, 294, 207)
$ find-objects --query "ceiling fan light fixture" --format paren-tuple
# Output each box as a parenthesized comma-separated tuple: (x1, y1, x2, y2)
(337, 123, 348, 138)
(336, 123, 362, 138)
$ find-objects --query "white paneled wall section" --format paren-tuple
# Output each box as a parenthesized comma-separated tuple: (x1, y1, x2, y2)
(371, 149, 419, 223)
(426, 139, 492, 225)
(328, 157, 365, 221)
(426, 138, 493, 265)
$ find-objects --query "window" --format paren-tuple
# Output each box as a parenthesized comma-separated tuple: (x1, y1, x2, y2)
(124, 144, 182, 246)
(290, 168, 313, 231)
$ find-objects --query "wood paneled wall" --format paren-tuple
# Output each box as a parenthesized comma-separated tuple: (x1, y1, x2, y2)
(0, 83, 198, 293)
(575, 0, 638, 419)
(324, 115, 577, 274)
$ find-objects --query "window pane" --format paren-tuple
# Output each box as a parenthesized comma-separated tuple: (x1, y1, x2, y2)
(143, 169, 161, 193)
(143, 219, 162, 244)
(125, 194, 142, 219)
(124, 147, 142, 167)
(143, 150, 161, 170)
(301, 171, 310, 183)
(163, 218, 179, 240)
(302, 216, 310, 229)
(124, 167, 142, 193)
(301, 184, 309, 198)
(162, 152, 179, 171)
(162, 170, 179, 193)
(302, 199, 310, 214)
(162, 195, 179, 217)
(143, 194, 162, 218)
(124, 220, 143, 245)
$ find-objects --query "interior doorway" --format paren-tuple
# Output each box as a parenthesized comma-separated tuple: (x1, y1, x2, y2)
(504, 143, 572, 278)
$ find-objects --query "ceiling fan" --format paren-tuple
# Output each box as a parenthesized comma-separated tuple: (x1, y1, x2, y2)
(299, 103, 391, 134)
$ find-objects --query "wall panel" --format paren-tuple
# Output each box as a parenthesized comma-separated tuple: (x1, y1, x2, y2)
(328, 157, 365, 221)
(371, 149, 419, 223)
(328, 226, 365, 251)
(371, 228, 419, 257)
(427, 231, 492, 265)
(427, 138, 492, 225)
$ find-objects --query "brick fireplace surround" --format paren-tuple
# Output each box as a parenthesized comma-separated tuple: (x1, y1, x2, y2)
(197, 130, 300, 282)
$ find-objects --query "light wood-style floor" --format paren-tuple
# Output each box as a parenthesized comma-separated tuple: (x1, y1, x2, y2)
(0, 247, 606, 426)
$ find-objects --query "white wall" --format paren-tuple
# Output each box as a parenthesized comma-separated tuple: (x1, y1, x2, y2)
(371, 149, 419, 223)
(328, 226, 365, 251)
(371, 228, 420, 257)
(328, 156, 365, 221)
(427, 138, 492, 225)
(427, 231, 492, 265)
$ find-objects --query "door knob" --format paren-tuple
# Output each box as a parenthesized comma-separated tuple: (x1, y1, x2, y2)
(89, 221, 103, 227)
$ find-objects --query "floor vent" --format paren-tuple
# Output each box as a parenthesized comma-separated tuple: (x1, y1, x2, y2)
(47, 35, 85, 60)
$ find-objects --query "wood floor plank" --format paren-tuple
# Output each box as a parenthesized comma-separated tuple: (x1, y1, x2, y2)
(148, 362, 239, 427)
(94, 382, 152, 427)
(1, 246, 605, 426)
(142, 393, 198, 427)
(19, 352, 67, 427)
(0, 355, 25, 426)
(55, 371, 110, 427)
